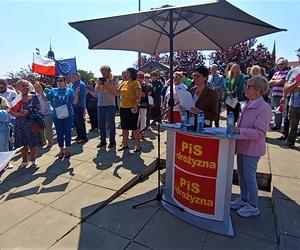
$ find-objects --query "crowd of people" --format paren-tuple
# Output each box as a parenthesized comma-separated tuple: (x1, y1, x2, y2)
(0, 53, 300, 218)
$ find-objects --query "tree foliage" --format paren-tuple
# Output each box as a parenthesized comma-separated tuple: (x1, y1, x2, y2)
(77, 69, 95, 83)
(136, 50, 206, 74)
(210, 39, 275, 73)
(5, 65, 40, 83)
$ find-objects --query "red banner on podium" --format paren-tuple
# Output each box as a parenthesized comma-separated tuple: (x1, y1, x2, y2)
(173, 167, 216, 214)
(175, 132, 219, 177)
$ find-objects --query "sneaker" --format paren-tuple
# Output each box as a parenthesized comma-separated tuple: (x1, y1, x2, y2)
(237, 203, 260, 217)
(19, 161, 29, 168)
(230, 197, 247, 210)
(31, 161, 37, 168)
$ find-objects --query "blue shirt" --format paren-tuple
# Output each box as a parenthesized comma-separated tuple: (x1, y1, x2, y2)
(47, 87, 75, 117)
(69, 80, 86, 108)
(207, 74, 224, 90)
(286, 66, 300, 108)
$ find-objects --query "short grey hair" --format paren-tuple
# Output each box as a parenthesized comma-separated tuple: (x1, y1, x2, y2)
(248, 76, 269, 95)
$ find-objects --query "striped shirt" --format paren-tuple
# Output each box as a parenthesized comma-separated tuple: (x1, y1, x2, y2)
(286, 66, 300, 108)
(271, 69, 289, 96)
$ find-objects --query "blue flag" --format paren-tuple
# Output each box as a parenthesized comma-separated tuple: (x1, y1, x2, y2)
(56, 58, 77, 76)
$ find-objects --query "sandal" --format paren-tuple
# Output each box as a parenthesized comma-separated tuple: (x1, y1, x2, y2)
(117, 145, 129, 151)
(58, 152, 64, 159)
(133, 147, 142, 153)
(64, 152, 71, 158)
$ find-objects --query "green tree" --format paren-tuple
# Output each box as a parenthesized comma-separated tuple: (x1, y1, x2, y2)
(77, 69, 95, 83)
(210, 39, 275, 73)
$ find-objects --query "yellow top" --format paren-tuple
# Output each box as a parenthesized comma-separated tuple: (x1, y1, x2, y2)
(0, 96, 9, 109)
(119, 80, 141, 108)
(99, 73, 114, 94)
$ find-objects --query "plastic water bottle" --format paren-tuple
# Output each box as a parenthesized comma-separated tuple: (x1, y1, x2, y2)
(197, 110, 205, 133)
(181, 110, 187, 131)
(226, 111, 234, 137)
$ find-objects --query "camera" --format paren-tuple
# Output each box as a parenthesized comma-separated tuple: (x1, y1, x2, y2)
(99, 77, 106, 84)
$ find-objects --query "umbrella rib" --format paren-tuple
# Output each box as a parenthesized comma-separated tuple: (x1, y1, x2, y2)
(90, 10, 166, 49)
(138, 23, 168, 36)
(152, 11, 170, 54)
(174, 11, 223, 50)
(145, 12, 170, 36)
(187, 10, 284, 31)
(173, 15, 208, 37)
(173, 8, 184, 34)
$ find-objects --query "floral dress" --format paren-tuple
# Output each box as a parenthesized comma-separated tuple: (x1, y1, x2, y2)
(14, 95, 42, 148)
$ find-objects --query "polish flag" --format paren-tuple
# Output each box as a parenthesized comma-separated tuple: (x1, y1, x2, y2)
(32, 54, 56, 76)
(9, 93, 23, 112)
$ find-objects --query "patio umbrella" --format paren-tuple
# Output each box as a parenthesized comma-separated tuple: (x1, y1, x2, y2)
(69, 0, 285, 122)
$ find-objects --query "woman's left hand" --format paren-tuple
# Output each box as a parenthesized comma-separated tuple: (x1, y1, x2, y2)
(190, 107, 199, 114)
(131, 106, 138, 113)
(234, 126, 240, 132)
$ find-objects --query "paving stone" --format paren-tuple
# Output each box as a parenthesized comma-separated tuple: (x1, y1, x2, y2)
(279, 234, 300, 250)
(87, 166, 137, 191)
(270, 159, 300, 179)
(50, 222, 129, 250)
(126, 242, 152, 250)
(273, 197, 300, 238)
(204, 231, 278, 250)
(60, 161, 101, 182)
(0, 206, 80, 249)
(135, 208, 207, 250)
(0, 197, 44, 235)
(0, 170, 44, 194)
(87, 197, 159, 239)
(50, 183, 115, 218)
(37, 158, 83, 176)
(11, 175, 83, 206)
(272, 176, 300, 202)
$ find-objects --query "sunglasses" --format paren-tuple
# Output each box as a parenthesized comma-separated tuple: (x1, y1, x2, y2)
(57, 79, 64, 82)
(246, 84, 256, 89)
(193, 73, 202, 78)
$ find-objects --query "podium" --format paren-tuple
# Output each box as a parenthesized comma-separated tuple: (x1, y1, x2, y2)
(162, 127, 236, 237)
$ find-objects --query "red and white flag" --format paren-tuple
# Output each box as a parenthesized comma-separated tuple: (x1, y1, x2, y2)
(32, 54, 56, 76)
(9, 93, 23, 112)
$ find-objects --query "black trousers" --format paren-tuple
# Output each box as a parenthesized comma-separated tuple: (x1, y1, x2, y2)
(87, 107, 98, 129)
(74, 107, 87, 140)
(227, 103, 241, 124)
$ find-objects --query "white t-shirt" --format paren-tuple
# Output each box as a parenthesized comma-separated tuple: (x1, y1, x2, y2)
(0, 88, 17, 106)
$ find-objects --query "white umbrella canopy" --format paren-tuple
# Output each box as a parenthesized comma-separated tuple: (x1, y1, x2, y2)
(69, 0, 285, 122)
(69, 0, 285, 54)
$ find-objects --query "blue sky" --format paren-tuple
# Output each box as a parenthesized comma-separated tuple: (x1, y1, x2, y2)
(0, 0, 298, 78)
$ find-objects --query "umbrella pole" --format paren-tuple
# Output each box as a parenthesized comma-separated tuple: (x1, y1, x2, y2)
(168, 10, 174, 124)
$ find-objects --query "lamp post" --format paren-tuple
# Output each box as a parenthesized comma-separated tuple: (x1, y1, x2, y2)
(138, 0, 141, 69)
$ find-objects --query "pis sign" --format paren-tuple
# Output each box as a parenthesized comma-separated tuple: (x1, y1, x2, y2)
(173, 132, 220, 215)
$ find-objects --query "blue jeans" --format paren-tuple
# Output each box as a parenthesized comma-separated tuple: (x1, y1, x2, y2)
(98, 106, 116, 143)
(273, 96, 283, 128)
(74, 107, 87, 140)
(237, 154, 260, 206)
(53, 116, 73, 148)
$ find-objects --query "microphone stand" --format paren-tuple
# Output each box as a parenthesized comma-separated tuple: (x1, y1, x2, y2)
(132, 101, 184, 211)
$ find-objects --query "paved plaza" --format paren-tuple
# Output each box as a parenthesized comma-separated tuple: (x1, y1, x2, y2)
(0, 118, 299, 250)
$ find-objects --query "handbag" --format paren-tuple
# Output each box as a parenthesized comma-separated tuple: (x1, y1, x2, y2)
(55, 104, 69, 119)
(54, 92, 70, 119)
(225, 96, 238, 108)
(148, 96, 154, 105)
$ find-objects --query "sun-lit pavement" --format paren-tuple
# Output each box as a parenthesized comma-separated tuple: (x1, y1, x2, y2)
(0, 116, 299, 250)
